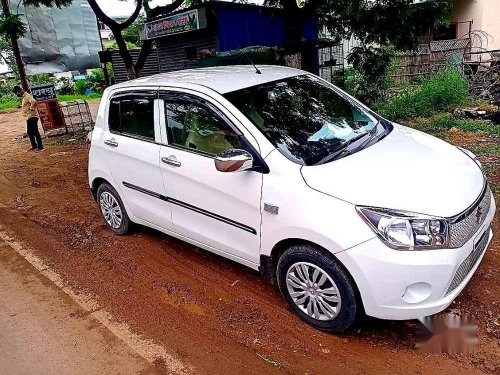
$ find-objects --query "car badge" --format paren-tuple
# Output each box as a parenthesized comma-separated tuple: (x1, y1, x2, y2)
(264, 203, 279, 215)
(475, 206, 483, 224)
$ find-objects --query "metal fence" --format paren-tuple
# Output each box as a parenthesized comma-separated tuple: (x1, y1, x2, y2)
(391, 39, 471, 83)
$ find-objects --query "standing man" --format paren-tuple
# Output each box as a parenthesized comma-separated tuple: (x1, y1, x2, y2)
(13, 85, 44, 152)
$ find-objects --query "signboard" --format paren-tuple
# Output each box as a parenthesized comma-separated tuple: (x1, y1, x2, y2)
(31, 84, 57, 101)
(30, 84, 66, 132)
(144, 9, 206, 40)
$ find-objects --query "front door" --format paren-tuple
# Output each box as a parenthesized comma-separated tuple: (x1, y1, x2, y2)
(102, 90, 174, 232)
(159, 92, 263, 264)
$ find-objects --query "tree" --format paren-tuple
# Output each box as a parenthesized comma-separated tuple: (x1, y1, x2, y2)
(266, 0, 451, 52)
(265, 0, 452, 102)
(0, 29, 16, 74)
(88, 0, 189, 80)
(1, 0, 72, 90)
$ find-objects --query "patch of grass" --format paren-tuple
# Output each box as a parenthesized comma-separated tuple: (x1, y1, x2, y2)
(58, 93, 102, 102)
(470, 99, 498, 112)
(378, 68, 470, 120)
(0, 100, 19, 111)
(469, 143, 500, 155)
(0, 93, 101, 113)
(0, 92, 19, 111)
(411, 113, 499, 136)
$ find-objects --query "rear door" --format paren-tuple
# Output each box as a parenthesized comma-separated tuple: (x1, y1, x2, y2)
(102, 90, 174, 232)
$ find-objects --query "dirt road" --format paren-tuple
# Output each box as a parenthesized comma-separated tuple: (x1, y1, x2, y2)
(0, 105, 498, 374)
(0, 236, 159, 375)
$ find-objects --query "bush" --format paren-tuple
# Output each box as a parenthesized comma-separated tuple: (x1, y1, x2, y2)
(0, 80, 15, 97)
(378, 67, 469, 120)
(345, 45, 396, 106)
(86, 69, 106, 93)
(29, 73, 55, 86)
(75, 79, 87, 95)
(55, 77, 75, 95)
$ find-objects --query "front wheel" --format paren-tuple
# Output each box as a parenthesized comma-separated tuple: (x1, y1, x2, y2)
(97, 183, 130, 235)
(276, 244, 361, 332)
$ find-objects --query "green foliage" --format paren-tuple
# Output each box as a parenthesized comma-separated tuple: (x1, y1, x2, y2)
(122, 16, 144, 46)
(377, 68, 470, 120)
(345, 45, 397, 105)
(469, 143, 500, 155)
(86, 69, 106, 93)
(0, 92, 18, 104)
(0, 99, 20, 111)
(318, 0, 452, 51)
(29, 73, 55, 86)
(105, 40, 140, 50)
(412, 114, 499, 136)
(0, 79, 21, 111)
(0, 93, 102, 112)
(58, 93, 102, 101)
(72, 71, 106, 95)
(55, 77, 75, 95)
(0, 78, 16, 96)
(0, 14, 27, 38)
(266, 1, 452, 106)
(74, 79, 87, 95)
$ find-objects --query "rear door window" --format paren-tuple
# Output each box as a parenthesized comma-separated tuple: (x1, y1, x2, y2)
(108, 91, 156, 140)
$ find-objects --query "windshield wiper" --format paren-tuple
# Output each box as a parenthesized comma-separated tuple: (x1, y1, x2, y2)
(314, 124, 379, 165)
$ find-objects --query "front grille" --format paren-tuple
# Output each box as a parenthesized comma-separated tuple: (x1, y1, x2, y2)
(445, 228, 489, 296)
(449, 186, 491, 248)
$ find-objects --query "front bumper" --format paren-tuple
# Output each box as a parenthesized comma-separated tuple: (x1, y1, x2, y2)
(336, 192, 496, 320)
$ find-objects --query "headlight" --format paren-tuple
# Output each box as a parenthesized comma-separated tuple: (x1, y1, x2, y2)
(457, 146, 482, 170)
(356, 207, 449, 250)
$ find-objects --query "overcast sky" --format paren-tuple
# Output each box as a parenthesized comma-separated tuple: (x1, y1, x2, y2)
(96, 0, 262, 18)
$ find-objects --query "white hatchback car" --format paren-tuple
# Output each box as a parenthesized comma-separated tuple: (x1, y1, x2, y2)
(88, 65, 495, 332)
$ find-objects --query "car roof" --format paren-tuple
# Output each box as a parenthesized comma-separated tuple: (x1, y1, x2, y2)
(111, 65, 306, 94)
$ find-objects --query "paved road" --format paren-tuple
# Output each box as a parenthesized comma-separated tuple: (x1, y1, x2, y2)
(0, 238, 158, 375)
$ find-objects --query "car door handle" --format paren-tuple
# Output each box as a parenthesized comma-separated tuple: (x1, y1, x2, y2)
(104, 138, 118, 147)
(161, 156, 181, 167)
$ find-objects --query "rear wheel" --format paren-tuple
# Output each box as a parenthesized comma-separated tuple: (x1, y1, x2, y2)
(276, 244, 361, 332)
(97, 183, 130, 235)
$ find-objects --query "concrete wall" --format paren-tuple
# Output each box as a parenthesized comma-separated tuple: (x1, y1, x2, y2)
(451, 0, 500, 50)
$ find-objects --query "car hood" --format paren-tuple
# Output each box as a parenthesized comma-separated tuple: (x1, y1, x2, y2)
(300, 124, 485, 218)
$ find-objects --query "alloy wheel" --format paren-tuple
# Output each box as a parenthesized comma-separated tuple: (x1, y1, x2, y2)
(286, 262, 341, 321)
(99, 192, 123, 229)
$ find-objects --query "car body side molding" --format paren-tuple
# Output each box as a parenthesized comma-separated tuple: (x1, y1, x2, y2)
(122, 181, 257, 235)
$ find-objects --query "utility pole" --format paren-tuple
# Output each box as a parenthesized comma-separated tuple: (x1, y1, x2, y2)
(1, 0, 29, 91)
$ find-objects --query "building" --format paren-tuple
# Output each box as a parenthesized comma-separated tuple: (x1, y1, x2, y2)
(143, 1, 319, 71)
(105, 1, 330, 83)
(443, 0, 500, 50)
(98, 21, 114, 45)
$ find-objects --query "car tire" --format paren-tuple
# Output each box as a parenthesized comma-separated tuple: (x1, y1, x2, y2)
(276, 244, 361, 332)
(97, 183, 130, 235)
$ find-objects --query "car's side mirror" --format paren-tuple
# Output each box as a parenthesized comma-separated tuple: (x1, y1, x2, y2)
(214, 149, 254, 172)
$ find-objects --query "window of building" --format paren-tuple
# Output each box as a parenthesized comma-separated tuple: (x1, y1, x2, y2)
(433, 23, 458, 41)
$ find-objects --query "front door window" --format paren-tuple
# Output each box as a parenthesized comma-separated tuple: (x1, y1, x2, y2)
(165, 101, 241, 155)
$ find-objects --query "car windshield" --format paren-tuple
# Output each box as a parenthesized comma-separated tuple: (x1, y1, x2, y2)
(225, 75, 378, 165)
